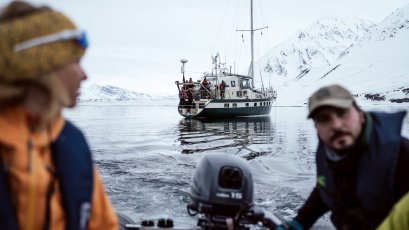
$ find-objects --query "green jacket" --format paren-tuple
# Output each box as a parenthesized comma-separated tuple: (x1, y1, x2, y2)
(378, 192, 409, 230)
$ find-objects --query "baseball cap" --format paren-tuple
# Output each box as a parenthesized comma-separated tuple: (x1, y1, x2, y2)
(307, 84, 354, 118)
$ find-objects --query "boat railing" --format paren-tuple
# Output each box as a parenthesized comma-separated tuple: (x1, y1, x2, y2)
(198, 82, 215, 99)
(175, 81, 216, 100)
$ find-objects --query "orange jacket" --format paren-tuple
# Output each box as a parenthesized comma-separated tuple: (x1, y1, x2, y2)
(0, 106, 118, 230)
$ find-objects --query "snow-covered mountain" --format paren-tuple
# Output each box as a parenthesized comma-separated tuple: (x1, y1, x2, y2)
(255, 3, 409, 106)
(79, 84, 175, 102)
(79, 4, 409, 106)
(257, 17, 375, 80)
(374, 5, 409, 41)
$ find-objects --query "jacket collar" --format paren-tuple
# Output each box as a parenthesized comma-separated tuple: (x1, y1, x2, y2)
(0, 106, 64, 148)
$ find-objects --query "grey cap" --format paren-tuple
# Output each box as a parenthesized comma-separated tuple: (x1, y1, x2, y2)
(307, 84, 354, 118)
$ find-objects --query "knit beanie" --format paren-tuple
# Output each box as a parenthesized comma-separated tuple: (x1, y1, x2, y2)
(0, 9, 86, 82)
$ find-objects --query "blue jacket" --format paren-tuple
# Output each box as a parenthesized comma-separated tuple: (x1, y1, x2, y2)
(316, 111, 406, 228)
(0, 120, 93, 230)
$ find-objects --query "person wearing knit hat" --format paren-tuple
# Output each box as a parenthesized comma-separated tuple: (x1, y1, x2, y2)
(275, 84, 409, 230)
(0, 1, 118, 229)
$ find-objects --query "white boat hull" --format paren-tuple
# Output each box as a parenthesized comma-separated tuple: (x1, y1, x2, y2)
(178, 97, 273, 119)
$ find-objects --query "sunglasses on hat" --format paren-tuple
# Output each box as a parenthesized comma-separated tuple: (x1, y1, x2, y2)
(14, 29, 89, 52)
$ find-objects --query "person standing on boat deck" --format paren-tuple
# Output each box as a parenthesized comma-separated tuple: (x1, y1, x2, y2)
(0, 1, 118, 229)
(207, 81, 213, 98)
(187, 87, 193, 112)
(202, 77, 209, 98)
(276, 84, 409, 230)
(219, 80, 226, 99)
(180, 88, 188, 106)
(188, 77, 194, 90)
(178, 89, 185, 106)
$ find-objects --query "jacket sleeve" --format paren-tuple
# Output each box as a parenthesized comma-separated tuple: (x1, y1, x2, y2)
(393, 138, 409, 203)
(88, 167, 119, 230)
(294, 186, 330, 229)
(377, 192, 409, 230)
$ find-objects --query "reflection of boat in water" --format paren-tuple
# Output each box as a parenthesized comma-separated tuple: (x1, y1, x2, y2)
(178, 116, 274, 159)
(175, 0, 276, 119)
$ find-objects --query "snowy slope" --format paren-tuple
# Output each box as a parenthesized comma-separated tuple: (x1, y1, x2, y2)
(79, 84, 155, 101)
(255, 4, 409, 106)
(255, 17, 375, 83)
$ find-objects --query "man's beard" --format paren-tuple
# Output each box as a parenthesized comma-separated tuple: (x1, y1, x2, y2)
(330, 129, 353, 154)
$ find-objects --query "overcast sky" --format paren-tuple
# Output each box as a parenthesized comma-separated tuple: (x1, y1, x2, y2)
(2, 0, 408, 94)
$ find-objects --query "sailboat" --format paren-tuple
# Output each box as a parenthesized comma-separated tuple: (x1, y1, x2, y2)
(175, 0, 276, 119)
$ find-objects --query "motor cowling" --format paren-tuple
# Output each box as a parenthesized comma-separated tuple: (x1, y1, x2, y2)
(188, 153, 254, 216)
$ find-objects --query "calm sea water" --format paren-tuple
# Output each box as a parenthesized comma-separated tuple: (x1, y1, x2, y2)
(64, 101, 409, 229)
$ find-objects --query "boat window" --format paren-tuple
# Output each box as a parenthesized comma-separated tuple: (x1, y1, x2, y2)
(231, 81, 236, 87)
(260, 102, 262, 106)
(245, 103, 249, 107)
(242, 79, 251, 89)
(237, 91, 242, 97)
(254, 103, 257, 107)
(233, 103, 237, 108)
(224, 103, 229, 108)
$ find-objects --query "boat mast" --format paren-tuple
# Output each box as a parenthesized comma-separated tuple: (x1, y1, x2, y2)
(237, 0, 267, 89)
(250, 0, 255, 88)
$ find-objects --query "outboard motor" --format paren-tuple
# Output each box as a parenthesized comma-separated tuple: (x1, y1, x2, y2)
(187, 153, 266, 229)
(124, 153, 281, 230)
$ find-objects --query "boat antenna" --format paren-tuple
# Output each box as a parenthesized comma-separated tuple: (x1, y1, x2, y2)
(180, 59, 188, 83)
(236, 0, 267, 89)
